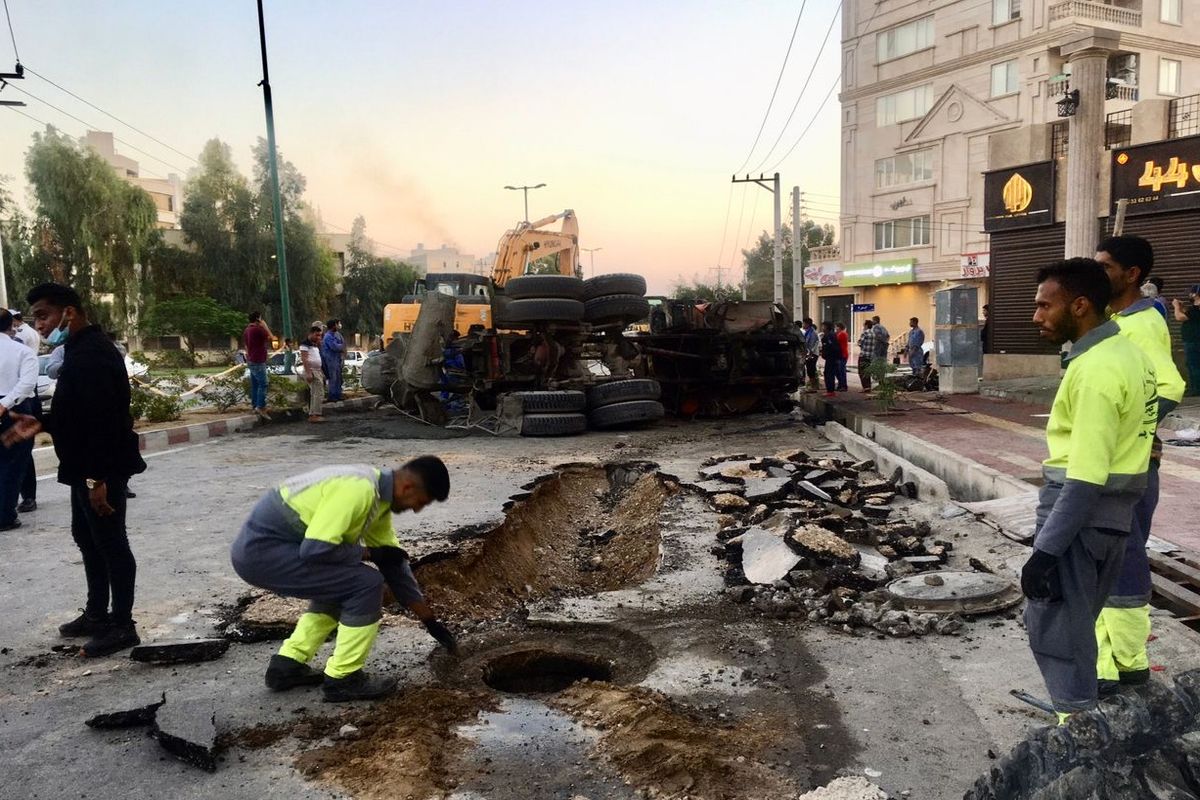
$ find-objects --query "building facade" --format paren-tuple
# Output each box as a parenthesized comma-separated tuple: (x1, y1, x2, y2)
(814, 0, 1199, 362)
(84, 131, 182, 229)
(402, 243, 478, 276)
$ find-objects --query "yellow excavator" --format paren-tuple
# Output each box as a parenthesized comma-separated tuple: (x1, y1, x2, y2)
(382, 209, 579, 341)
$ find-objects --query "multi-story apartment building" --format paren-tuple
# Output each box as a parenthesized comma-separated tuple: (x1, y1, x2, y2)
(811, 0, 1198, 363)
(84, 131, 182, 230)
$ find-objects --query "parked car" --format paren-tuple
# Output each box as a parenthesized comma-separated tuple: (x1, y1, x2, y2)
(36, 353, 148, 409)
(344, 349, 368, 373)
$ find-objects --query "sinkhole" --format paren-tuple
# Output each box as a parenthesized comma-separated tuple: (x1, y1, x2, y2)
(481, 649, 615, 694)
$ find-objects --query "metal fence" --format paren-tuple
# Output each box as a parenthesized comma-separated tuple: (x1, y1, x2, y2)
(1105, 109, 1132, 150)
(1051, 121, 1069, 158)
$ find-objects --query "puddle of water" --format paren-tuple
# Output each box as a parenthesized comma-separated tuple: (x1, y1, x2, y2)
(449, 696, 636, 800)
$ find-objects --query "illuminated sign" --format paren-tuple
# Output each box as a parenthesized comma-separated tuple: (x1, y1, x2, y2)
(983, 160, 1055, 232)
(1112, 134, 1200, 216)
(960, 252, 990, 279)
(841, 258, 915, 287)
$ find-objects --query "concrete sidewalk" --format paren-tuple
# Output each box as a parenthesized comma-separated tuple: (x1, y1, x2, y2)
(799, 385, 1200, 551)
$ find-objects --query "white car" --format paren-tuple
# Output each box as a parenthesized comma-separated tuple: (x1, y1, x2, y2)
(344, 350, 368, 373)
(35, 353, 148, 408)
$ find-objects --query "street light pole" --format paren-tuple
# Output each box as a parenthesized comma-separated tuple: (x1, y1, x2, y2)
(582, 247, 602, 277)
(504, 183, 546, 222)
(257, 0, 292, 340)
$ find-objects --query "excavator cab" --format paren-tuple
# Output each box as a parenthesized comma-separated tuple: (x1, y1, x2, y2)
(383, 272, 492, 342)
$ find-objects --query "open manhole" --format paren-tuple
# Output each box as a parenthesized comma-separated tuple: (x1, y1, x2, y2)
(433, 622, 655, 692)
(886, 570, 1022, 615)
(482, 649, 614, 694)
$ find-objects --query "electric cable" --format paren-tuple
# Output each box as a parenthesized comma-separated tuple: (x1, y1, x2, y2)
(3, 0, 19, 63)
(733, 0, 808, 174)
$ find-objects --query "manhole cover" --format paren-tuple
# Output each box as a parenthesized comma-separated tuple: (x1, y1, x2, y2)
(886, 570, 1022, 614)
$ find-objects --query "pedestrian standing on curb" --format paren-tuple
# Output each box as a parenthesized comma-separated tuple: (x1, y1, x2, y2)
(871, 315, 890, 360)
(244, 312, 273, 420)
(11, 310, 41, 514)
(229, 457, 457, 702)
(1176, 285, 1200, 396)
(1023, 258, 1156, 723)
(322, 319, 346, 402)
(834, 322, 850, 391)
(3, 283, 148, 657)
(1095, 236, 1185, 696)
(857, 320, 881, 392)
(1141, 277, 1169, 321)
(819, 321, 840, 398)
(801, 318, 820, 390)
(905, 318, 925, 375)
(0, 311, 38, 531)
(299, 326, 325, 423)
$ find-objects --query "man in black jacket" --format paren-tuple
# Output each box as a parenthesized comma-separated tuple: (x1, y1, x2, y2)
(4, 283, 147, 657)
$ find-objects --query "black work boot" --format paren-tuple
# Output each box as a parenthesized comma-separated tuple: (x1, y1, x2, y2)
(81, 621, 140, 658)
(322, 670, 397, 703)
(265, 654, 325, 691)
(17, 499, 36, 513)
(1119, 668, 1150, 686)
(1098, 678, 1122, 697)
(59, 609, 110, 638)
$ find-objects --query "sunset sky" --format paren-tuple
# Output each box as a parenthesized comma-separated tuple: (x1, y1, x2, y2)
(0, 1, 843, 293)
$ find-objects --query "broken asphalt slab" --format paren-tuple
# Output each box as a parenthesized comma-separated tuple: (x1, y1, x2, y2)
(85, 694, 166, 729)
(152, 698, 221, 772)
(736, 527, 802, 584)
(130, 639, 230, 665)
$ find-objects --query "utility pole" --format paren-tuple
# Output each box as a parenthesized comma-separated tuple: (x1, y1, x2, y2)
(582, 247, 602, 277)
(504, 183, 546, 223)
(256, 0, 292, 340)
(731, 172, 783, 304)
(791, 186, 803, 323)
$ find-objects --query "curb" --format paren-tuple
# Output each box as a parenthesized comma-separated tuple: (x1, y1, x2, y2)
(798, 392, 1034, 503)
(33, 396, 377, 473)
(820, 421, 951, 503)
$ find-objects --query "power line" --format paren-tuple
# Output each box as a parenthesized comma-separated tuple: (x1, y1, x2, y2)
(733, 0, 808, 174)
(23, 66, 199, 165)
(714, 185, 735, 270)
(751, 0, 843, 173)
(3, 0, 19, 63)
(765, 75, 840, 172)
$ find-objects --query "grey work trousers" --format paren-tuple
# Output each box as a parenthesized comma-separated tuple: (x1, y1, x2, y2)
(1024, 527, 1126, 714)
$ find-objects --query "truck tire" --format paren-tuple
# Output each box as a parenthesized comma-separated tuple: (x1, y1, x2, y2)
(589, 399, 665, 429)
(583, 294, 650, 325)
(587, 379, 661, 409)
(582, 273, 646, 301)
(521, 412, 587, 437)
(505, 298, 585, 324)
(506, 390, 587, 413)
(506, 275, 586, 301)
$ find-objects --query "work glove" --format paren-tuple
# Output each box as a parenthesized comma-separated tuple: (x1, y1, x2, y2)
(1021, 549, 1060, 600)
(368, 546, 410, 566)
(423, 618, 460, 656)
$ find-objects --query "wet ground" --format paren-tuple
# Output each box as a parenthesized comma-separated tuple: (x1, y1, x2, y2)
(3, 409, 1198, 798)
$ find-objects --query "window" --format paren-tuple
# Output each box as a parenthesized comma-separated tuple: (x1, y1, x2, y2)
(874, 216, 931, 250)
(877, 17, 933, 62)
(1160, 58, 1182, 95)
(875, 149, 935, 188)
(991, 60, 1019, 97)
(1161, 0, 1182, 24)
(992, 0, 1020, 25)
(876, 85, 933, 126)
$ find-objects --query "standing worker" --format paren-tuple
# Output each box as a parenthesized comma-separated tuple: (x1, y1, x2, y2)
(856, 319, 881, 392)
(1176, 285, 1200, 396)
(244, 312, 273, 420)
(1023, 258, 1156, 721)
(905, 318, 925, 375)
(4, 283, 148, 657)
(10, 310, 41, 514)
(230, 457, 458, 702)
(801, 318, 820, 391)
(322, 319, 346, 402)
(1095, 236, 1185, 693)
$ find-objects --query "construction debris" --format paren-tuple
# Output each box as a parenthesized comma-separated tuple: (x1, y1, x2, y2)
(735, 527, 801, 584)
(85, 694, 166, 729)
(130, 639, 230, 665)
(152, 698, 220, 772)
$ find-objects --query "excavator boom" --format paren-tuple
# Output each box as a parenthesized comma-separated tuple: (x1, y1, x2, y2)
(492, 209, 579, 287)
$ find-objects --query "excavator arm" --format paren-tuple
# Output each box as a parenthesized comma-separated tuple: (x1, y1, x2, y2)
(492, 209, 580, 288)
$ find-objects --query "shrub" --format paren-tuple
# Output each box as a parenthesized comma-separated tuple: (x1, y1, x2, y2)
(196, 373, 249, 412)
(865, 360, 898, 412)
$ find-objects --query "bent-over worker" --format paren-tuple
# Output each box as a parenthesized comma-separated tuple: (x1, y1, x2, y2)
(1024, 258, 1156, 721)
(230, 456, 457, 702)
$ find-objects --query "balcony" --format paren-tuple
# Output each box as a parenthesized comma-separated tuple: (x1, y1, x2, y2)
(809, 245, 841, 262)
(1049, 1, 1142, 27)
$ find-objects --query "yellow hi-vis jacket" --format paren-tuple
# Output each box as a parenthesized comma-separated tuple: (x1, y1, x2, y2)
(278, 465, 401, 564)
(1112, 297, 1185, 416)
(1035, 321, 1157, 556)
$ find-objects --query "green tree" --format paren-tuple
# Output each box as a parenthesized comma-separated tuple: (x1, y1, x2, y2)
(741, 220, 835, 310)
(335, 217, 420, 336)
(670, 277, 739, 303)
(141, 296, 246, 365)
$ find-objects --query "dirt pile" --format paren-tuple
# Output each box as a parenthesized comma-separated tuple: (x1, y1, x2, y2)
(700, 451, 976, 637)
(414, 463, 672, 620)
(293, 687, 498, 800)
(550, 681, 801, 800)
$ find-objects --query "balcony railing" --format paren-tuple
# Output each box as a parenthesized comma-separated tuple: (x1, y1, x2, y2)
(809, 245, 841, 262)
(1110, 84, 1139, 101)
(1049, 1, 1142, 27)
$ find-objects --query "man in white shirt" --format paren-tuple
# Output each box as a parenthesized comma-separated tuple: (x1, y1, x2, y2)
(298, 326, 325, 423)
(11, 311, 41, 353)
(0, 310, 39, 530)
